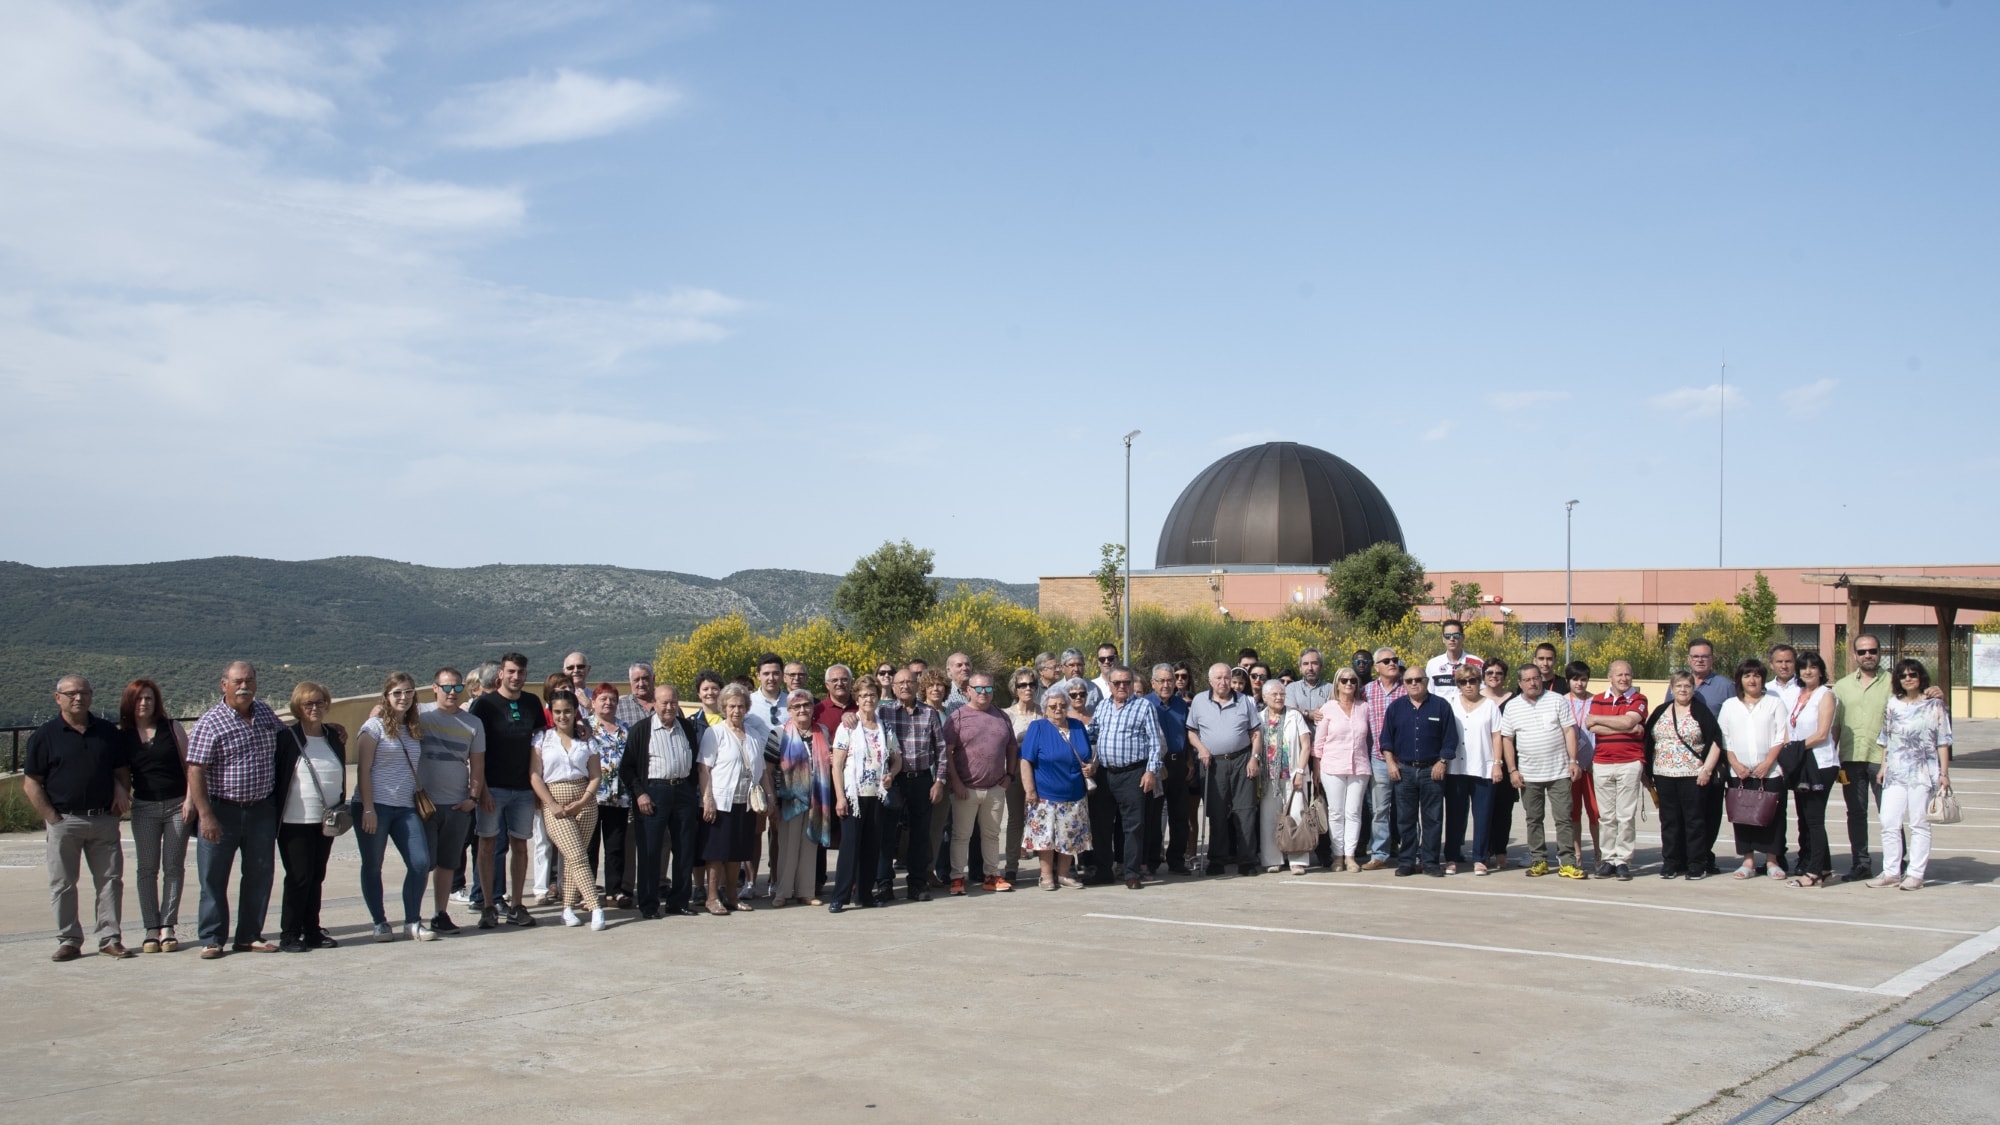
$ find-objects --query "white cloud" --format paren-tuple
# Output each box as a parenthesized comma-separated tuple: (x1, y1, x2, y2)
(1422, 420, 1454, 442)
(1783, 378, 1838, 417)
(1486, 389, 1570, 411)
(434, 68, 678, 149)
(1648, 383, 1745, 419)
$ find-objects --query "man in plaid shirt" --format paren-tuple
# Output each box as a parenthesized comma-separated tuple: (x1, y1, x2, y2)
(1360, 647, 1408, 870)
(185, 661, 285, 958)
(876, 669, 946, 902)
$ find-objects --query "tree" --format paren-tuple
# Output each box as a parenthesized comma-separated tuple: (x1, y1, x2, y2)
(832, 540, 938, 639)
(1324, 543, 1431, 633)
(1736, 572, 1780, 652)
(1444, 580, 1484, 619)
(1094, 543, 1127, 619)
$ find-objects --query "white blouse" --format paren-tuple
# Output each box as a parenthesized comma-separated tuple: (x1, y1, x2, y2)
(1789, 685, 1838, 770)
(1718, 694, 1790, 777)
(699, 723, 765, 809)
(282, 735, 346, 825)
(1448, 695, 1498, 777)
(534, 729, 598, 784)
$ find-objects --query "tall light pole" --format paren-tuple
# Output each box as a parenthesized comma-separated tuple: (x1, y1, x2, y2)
(1122, 430, 1141, 663)
(1717, 353, 1726, 567)
(1565, 499, 1580, 665)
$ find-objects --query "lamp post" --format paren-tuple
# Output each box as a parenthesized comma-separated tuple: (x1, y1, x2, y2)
(1565, 499, 1580, 665)
(1122, 429, 1141, 663)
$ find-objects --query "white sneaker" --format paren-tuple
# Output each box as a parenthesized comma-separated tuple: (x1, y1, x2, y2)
(739, 879, 755, 899)
(408, 922, 437, 942)
(561, 907, 582, 927)
(449, 889, 471, 905)
(371, 922, 395, 943)
(589, 908, 606, 931)
(1900, 876, 1924, 891)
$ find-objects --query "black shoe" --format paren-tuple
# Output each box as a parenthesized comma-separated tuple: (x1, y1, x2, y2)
(1615, 864, 1632, 882)
(873, 883, 895, 901)
(1661, 869, 1681, 880)
(640, 911, 661, 920)
(906, 889, 932, 902)
(507, 904, 537, 927)
(278, 937, 310, 953)
(827, 902, 846, 914)
(478, 906, 498, 929)
(430, 913, 461, 934)
(1849, 864, 1871, 881)
(1423, 866, 1446, 878)
(1394, 866, 1419, 877)
(1238, 865, 1260, 877)
(1167, 862, 1190, 876)
(1706, 862, 1726, 875)
(1686, 869, 1708, 881)
(309, 929, 339, 949)
(1594, 861, 1615, 878)
(858, 898, 880, 909)
(1204, 864, 1226, 877)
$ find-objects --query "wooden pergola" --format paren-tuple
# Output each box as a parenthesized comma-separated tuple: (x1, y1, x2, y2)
(1801, 573, 2000, 710)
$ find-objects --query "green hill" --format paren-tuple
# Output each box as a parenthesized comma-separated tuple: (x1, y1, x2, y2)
(0, 557, 1034, 726)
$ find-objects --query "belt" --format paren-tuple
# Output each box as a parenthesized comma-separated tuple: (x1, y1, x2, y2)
(1397, 759, 1441, 770)
(59, 807, 113, 817)
(647, 775, 694, 785)
(1106, 761, 1148, 773)
(209, 796, 266, 807)
(1215, 748, 1251, 761)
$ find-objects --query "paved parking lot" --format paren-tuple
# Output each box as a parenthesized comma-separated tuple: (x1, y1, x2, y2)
(4, 754, 1998, 1122)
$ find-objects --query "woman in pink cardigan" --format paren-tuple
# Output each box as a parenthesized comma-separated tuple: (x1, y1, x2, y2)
(1312, 669, 1373, 871)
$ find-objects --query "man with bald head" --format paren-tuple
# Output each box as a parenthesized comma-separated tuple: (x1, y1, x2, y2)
(1186, 662, 1263, 876)
(185, 661, 286, 957)
(24, 675, 133, 961)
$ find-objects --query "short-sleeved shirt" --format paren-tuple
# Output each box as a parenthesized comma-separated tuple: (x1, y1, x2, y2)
(1380, 694, 1460, 763)
(469, 691, 546, 791)
(185, 700, 283, 802)
(943, 705, 1019, 789)
(1587, 689, 1648, 765)
(24, 715, 128, 812)
(1497, 690, 1576, 783)
(812, 696, 856, 737)
(1187, 691, 1258, 756)
(360, 717, 423, 807)
(416, 704, 484, 805)
(1020, 717, 1091, 803)
(1425, 653, 1484, 697)
(1692, 673, 1734, 718)
(1284, 679, 1334, 730)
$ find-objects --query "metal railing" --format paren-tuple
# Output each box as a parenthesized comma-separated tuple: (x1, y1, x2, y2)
(3, 720, 204, 774)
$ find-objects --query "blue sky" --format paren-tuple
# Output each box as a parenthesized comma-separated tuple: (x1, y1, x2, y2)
(3, 1, 1993, 583)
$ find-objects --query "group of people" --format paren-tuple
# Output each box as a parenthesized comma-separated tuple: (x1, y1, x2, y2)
(21, 628, 1955, 962)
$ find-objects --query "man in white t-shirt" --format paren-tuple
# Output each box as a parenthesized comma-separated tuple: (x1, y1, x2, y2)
(1424, 619, 1484, 696)
(1497, 665, 1581, 878)
(417, 667, 485, 934)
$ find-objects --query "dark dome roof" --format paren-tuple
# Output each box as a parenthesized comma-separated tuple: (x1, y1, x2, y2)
(1154, 442, 1403, 568)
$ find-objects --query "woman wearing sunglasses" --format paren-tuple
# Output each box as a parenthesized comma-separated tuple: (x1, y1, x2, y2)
(1868, 660, 1952, 891)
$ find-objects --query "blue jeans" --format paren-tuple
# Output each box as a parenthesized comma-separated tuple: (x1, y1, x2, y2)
(1369, 758, 1394, 862)
(196, 797, 277, 948)
(1444, 775, 1494, 864)
(354, 803, 432, 927)
(1391, 762, 1445, 870)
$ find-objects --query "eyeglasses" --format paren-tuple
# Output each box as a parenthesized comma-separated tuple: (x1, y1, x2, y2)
(1013, 681, 1033, 690)
(1855, 647, 1880, 656)
(876, 667, 893, 675)
(565, 664, 589, 671)
(436, 684, 464, 694)
(1401, 677, 1424, 685)
(970, 686, 994, 695)
(1108, 679, 1132, 687)
(1068, 690, 1088, 699)
(56, 689, 93, 699)
(1899, 672, 1922, 680)
(1377, 658, 1399, 666)
(301, 699, 329, 709)
(1442, 633, 1462, 640)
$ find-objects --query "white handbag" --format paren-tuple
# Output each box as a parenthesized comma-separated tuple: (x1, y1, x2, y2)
(1928, 783, 1962, 826)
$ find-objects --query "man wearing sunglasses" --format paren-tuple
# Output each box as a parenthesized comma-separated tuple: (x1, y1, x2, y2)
(1832, 634, 1891, 882)
(1086, 667, 1165, 888)
(417, 668, 485, 933)
(1360, 648, 1408, 870)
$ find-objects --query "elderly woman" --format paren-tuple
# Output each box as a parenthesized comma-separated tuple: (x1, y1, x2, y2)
(530, 690, 606, 930)
(1445, 667, 1500, 876)
(586, 684, 632, 908)
(354, 673, 436, 942)
(769, 690, 835, 907)
(1020, 689, 1095, 890)
(1479, 659, 1517, 869)
(120, 679, 191, 953)
(830, 677, 899, 912)
(698, 683, 776, 916)
(1002, 666, 1039, 882)
(1719, 658, 1791, 880)
(1312, 666, 1372, 872)
(1258, 680, 1314, 873)
(1787, 654, 1840, 887)
(275, 681, 346, 952)
(1645, 672, 1726, 881)
(1869, 660, 1953, 891)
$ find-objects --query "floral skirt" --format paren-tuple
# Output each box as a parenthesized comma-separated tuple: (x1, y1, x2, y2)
(1023, 798, 1092, 856)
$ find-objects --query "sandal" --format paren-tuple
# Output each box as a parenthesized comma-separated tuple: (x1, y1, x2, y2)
(1040, 879, 1057, 891)
(704, 901, 729, 917)
(1786, 874, 1821, 888)
(1473, 863, 1489, 877)
(1732, 863, 1756, 880)
(1767, 865, 1788, 881)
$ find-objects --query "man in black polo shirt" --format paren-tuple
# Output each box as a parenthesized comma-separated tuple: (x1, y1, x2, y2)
(469, 653, 546, 929)
(23, 675, 134, 961)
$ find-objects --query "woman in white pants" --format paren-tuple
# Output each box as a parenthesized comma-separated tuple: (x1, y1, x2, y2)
(1312, 669, 1372, 871)
(1257, 681, 1314, 873)
(1869, 659, 1952, 891)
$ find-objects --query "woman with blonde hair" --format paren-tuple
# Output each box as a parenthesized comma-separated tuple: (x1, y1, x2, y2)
(530, 689, 606, 929)
(698, 683, 776, 915)
(354, 673, 436, 942)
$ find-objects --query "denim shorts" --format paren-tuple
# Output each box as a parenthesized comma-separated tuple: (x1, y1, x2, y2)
(475, 787, 537, 840)
(425, 805, 474, 863)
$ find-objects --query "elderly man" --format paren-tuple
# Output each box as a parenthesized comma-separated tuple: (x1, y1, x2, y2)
(1187, 663, 1262, 876)
(1059, 649, 1102, 715)
(943, 673, 1020, 893)
(185, 661, 285, 957)
(1087, 666, 1166, 889)
(620, 683, 706, 918)
(1498, 665, 1583, 879)
(814, 665, 858, 732)
(1031, 652, 1063, 706)
(563, 652, 593, 694)
(24, 676, 134, 961)
(877, 668, 947, 902)
(616, 663, 658, 725)
(1380, 664, 1458, 877)
(1360, 647, 1408, 870)
(783, 661, 811, 697)
(1147, 662, 1194, 875)
(942, 653, 974, 715)
(1586, 660, 1649, 882)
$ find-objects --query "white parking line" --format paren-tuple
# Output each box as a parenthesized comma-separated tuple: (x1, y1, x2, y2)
(1275, 879, 1983, 935)
(1874, 924, 2000, 997)
(1085, 912, 1890, 995)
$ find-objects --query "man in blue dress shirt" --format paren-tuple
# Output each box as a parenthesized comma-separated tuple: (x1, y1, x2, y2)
(1380, 664, 1460, 877)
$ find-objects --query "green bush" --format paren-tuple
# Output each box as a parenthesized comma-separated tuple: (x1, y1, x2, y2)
(0, 789, 45, 834)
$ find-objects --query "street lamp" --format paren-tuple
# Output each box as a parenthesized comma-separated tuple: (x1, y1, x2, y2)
(1565, 499, 1580, 665)
(1123, 430, 1141, 663)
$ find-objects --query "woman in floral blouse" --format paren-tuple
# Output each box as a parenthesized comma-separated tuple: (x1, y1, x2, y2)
(587, 685, 632, 908)
(1643, 673, 1725, 881)
(1868, 659, 1953, 891)
(1257, 680, 1313, 874)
